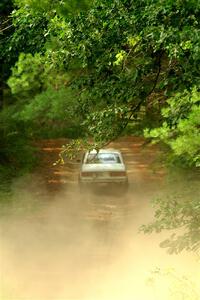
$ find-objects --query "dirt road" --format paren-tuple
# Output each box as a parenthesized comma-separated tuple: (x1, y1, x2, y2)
(0, 137, 199, 300)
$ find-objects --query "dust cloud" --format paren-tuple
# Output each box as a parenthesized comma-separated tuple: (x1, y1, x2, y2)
(1, 137, 200, 300)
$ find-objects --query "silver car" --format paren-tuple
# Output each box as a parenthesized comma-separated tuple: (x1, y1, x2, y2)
(79, 149, 128, 193)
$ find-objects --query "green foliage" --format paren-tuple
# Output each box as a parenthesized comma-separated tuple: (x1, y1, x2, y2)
(83, 105, 129, 145)
(7, 0, 200, 138)
(0, 103, 38, 171)
(56, 139, 95, 163)
(141, 170, 200, 253)
(8, 53, 44, 94)
(145, 87, 200, 167)
(0, 84, 83, 141)
(53, 0, 200, 156)
(8, 52, 71, 94)
(13, 0, 92, 16)
(18, 87, 83, 138)
(0, 0, 48, 101)
(5, 0, 200, 170)
(4, 0, 200, 148)
(0, 127, 37, 201)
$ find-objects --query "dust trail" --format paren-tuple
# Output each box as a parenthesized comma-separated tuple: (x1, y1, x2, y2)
(0, 137, 200, 300)
(0, 178, 200, 300)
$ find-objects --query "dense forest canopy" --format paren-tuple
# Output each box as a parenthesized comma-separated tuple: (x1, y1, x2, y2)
(0, 0, 200, 252)
(1, 0, 199, 165)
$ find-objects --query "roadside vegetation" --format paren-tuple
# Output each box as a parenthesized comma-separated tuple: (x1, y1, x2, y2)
(0, 0, 200, 253)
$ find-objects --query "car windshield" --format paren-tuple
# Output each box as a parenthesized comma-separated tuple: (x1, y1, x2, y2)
(86, 153, 121, 164)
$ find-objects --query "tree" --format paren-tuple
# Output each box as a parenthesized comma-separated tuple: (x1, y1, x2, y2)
(140, 171, 200, 253)
(141, 88, 200, 254)
(0, 0, 92, 171)
(8, 0, 200, 153)
(0, 0, 14, 107)
(145, 87, 200, 167)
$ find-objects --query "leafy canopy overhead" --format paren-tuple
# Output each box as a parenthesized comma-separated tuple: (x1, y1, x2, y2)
(7, 0, 200, 163)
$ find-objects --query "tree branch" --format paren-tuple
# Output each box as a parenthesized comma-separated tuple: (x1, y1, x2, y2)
(100, 52, 163, 148)
(0, 24, 13, 33)
(147, 51, 163, 97)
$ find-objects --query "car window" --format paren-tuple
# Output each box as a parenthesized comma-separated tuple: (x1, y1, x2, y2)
(86, 153, 121, 164)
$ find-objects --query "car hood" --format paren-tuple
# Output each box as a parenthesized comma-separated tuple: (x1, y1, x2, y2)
(81, 164, 126, 172)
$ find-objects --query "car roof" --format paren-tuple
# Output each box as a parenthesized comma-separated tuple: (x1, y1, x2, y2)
(86, 148, 121, 155)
